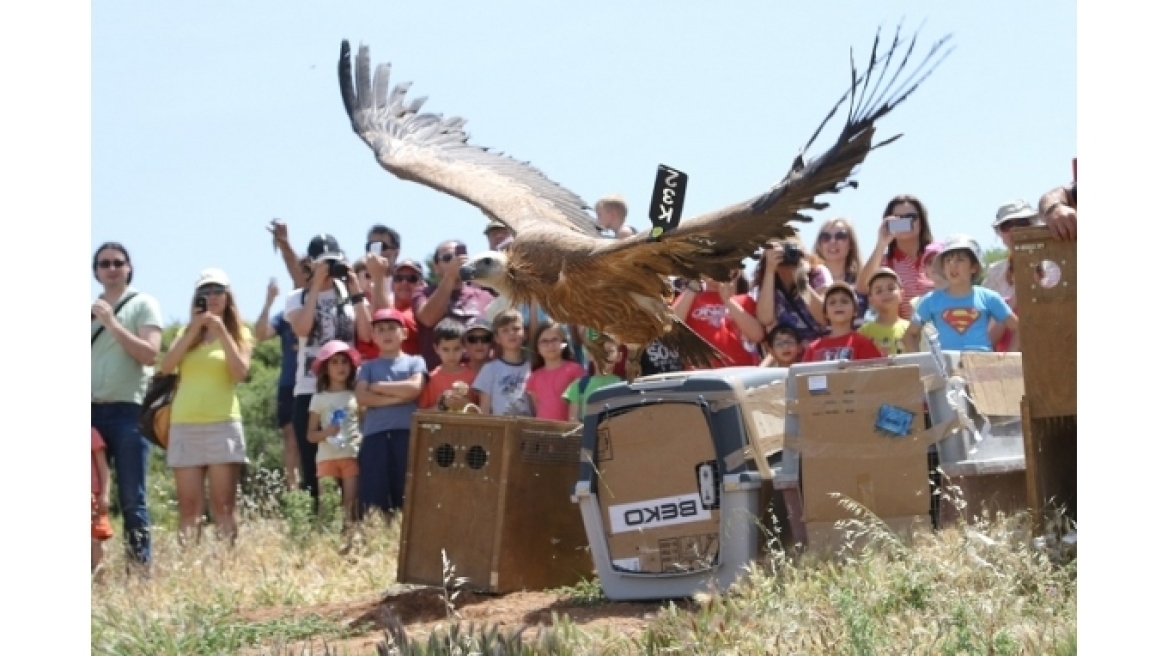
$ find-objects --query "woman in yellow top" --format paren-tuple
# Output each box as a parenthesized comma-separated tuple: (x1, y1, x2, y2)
(159, 269, 253, 545)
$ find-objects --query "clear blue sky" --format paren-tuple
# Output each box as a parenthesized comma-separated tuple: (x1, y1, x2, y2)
(91, 1, 1075, 322)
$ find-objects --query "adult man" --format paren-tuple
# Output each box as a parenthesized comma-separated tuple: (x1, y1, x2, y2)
(285, 234, 372, 500)
(90, 242, 163, 569)
(484, 218, 514, 251)
(413, 240, 496, 369)
(1038, 182, 1077, 242)
(985, 200, 1038, 300)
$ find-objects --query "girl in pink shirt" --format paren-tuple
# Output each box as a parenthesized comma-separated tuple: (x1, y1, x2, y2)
(525, 322, 586, 421)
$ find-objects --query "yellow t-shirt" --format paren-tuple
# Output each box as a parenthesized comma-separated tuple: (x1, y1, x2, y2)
(170, 325, 253, 424)
(859, 319, 910, 356)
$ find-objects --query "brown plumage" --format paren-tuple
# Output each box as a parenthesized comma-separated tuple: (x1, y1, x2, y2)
(338, 25, 952, 378)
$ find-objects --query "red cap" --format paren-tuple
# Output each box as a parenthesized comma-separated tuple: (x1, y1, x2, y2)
(371, 308, 407, 325)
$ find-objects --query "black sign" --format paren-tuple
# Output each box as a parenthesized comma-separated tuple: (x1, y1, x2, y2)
(648, 164, 687, 240)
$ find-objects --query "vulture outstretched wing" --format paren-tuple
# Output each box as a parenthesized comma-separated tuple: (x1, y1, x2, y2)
(338, 41, 602, 238)
(591, 24, 954, 282)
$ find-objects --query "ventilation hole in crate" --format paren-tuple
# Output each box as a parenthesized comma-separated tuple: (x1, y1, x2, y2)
(466, 445, 488, 470)
(1037, 260, 1062, 288)
(434, 443, 456, 468)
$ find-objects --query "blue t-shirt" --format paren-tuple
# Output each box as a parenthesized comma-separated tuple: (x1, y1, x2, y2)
(357, 354, 428, 435)
(912, 286, 1012, 352)
(270, 310, 298, 388)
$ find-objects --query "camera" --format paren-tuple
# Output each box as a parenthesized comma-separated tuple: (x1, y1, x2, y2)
(327, 259, 350, 281)
(888, 216, 915, 235)
(780, 243, 804, 266)
(195, 296, 208, 313)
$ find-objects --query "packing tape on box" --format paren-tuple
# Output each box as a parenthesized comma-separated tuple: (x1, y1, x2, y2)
(782, 416, 962, 459)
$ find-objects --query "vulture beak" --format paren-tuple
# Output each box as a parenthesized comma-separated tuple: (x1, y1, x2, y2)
(458, 263, 476, 282)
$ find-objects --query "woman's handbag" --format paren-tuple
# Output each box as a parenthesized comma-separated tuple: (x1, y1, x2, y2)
(139, 373, 179, 450)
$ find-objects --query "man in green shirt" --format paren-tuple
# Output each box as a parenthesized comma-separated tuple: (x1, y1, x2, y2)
(91, 242, 163, 569)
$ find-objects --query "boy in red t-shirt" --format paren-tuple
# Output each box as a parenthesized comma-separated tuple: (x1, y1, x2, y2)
(418, 318, 480, 411)
(91, 428, 113, 575)
(803, 282, 884, 363)
(672, 270, 765, 368)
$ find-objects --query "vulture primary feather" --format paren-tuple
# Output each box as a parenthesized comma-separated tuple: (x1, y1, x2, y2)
(337, 25, 953, 379)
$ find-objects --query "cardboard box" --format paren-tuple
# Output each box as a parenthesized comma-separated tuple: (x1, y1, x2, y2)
(804, 514, 931, 554)
(787, 365, 956, 527)
(595, 402, 721, 573)
(959, 352, 1025, 417)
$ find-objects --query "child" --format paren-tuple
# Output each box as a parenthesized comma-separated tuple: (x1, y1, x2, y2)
(525, 321, 586, 421)
(907, 235, 1019, 353)
(463, 317, 495, 373)
(759, 323, 802, 368)
(418, 318, 481, 412)
(911, 241, 947, 315)
(472, 309, 533, 416)
(859, 268, 912, 356)
(802, 282, 884, 362)
(307, 340, 364, 527)
(354, 308, 428, 519)
(563, 336, 625, 422)
(91, 428, 113, 575)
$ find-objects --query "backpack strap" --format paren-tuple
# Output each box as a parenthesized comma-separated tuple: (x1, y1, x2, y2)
(91, 292, 139, 346)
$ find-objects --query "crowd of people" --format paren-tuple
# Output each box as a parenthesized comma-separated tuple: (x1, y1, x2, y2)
(90, 178, 1077, 574)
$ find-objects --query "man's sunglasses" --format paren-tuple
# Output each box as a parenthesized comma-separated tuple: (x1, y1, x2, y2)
(997, 219, 1031, 233)
(97, 259, 126, 269)
(464, 334, 492, 345)
(817, 230, 849, 243)
(393, 273, 420, 283)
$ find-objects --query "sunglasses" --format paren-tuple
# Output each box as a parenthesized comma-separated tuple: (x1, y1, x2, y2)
(97, 259, 127, 269)
(997, 219, 1031, 233)
(897, 212, 920, 221)
(393, 273, 420, 283)
(198, 285, 227, 296)
(464, 334, 492, 344)
(817, 230, 849, 244)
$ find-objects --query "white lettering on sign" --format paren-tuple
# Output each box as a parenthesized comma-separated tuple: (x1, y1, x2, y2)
(607, 493, 712, 534)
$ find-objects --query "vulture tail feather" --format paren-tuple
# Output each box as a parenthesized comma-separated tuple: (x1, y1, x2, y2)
(659, 317, 730, 370)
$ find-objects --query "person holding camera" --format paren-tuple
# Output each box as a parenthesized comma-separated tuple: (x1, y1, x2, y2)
(158, 269, 253, 546)
(673, 269, 764, 367)
(751, 236, 831, 349)
(413, 239, 496, 370)
(285, 234, 373, 502)
(857, 194, 938, 320)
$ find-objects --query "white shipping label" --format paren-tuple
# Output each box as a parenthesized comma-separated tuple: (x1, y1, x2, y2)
(607, 493, 713, 534)
(612, 557, 641, 571)
(808, 375, 828, 393)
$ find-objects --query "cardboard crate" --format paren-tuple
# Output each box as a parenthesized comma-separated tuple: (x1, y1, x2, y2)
(785, 364, 958, 550)
(1012, 226, 1076, 419)
(397, 412, 594, 593)
(805, 515, 932, 554)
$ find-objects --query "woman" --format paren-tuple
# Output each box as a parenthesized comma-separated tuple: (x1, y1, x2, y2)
(814, 217, 868, 326)
(751, 235, 831, 349)
(159, 268, 253, 546)
(857, 194, 937, 319)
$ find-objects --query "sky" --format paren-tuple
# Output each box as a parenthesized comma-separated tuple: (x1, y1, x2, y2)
(89, 1, 1076, 322)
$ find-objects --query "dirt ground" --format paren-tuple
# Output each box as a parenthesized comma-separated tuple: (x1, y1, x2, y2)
(240, 583, 693, 654)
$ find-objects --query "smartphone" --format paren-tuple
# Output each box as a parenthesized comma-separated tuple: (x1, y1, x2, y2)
(454, 243, 468, 257)
(195, 296, 208, 313)
(370, 241, 383, 255)
(888, 217, 914, 234)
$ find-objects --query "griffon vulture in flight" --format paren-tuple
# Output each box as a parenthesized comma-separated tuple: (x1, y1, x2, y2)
(338, 26, 952, 379)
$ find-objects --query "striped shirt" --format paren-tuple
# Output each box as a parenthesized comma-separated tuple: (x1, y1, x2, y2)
(883, 247, 935, 320)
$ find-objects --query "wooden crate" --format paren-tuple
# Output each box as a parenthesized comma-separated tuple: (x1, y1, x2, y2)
(1011, 226, 1076, 419)
(397, 412, 595, 594)
(1021, 397, 1078, 531)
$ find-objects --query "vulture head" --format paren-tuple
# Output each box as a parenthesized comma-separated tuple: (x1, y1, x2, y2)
(459, 250, 511, 293)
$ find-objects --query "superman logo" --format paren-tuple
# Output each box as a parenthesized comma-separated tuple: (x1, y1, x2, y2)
(941, 308, 981, 334)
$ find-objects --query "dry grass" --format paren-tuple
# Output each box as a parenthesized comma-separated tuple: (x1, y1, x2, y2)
(91, 470, 1076, 655)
